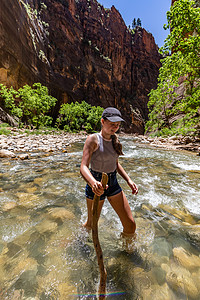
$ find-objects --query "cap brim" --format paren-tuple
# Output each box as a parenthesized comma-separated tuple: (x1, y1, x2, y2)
(106, 116, 125, 122)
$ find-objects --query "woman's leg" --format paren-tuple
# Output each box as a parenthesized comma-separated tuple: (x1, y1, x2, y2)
(108, 191, 136, 235)
(83, 198, 105, 230)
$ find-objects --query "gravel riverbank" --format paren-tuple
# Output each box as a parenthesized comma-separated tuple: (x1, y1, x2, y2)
(0, 128, 200, 159)
(0, 129, 87, 158)
(126, 134, 200, 154)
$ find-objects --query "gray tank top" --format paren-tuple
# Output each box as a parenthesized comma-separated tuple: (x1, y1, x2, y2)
(90, 133, 118, 173)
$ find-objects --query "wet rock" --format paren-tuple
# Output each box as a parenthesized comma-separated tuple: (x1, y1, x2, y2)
(26, 186, 38, 193)
(47, 207, 75, 222)
(14, 269, 38, 298)
(35, 219, 58, 234)
(33, 177, 44, 186)
(161, 263, 171, 274)
(166, 269, 199, 299)
(186, 224, 200, 249)
(141, 283, 172, 300)
(151, 255, 169, 268)
(0, 149, 16, 158)
(152, 266, 166, 285)
(0, 246, 38, 290)
(57, 282, 77, 300)
(173, 247, 200, 270)
(125, 266, 151, 291)
(6, 242, 22, 258)
(15, 257, 38, 277)
(2, 201, 17, 211)
(16, 193, 40, 208)
(191, 268, 200, 293)
(159, 204, 196, 224)
(37, 270, 75, 299)
(151, 237, 173, 258)
(16, 215, 31, 223)
(188, 169, 200, 174)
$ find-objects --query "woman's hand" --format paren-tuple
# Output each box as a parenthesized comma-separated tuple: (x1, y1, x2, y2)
(116, 161, 138, 195)
(92, 180, 105, 196)
(127, 179, 138, 195)
(92, 180, 108, 196)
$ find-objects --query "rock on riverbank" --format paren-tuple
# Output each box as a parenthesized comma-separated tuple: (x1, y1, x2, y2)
(0, 129, 87, 158)
(124, 134, 200, 154)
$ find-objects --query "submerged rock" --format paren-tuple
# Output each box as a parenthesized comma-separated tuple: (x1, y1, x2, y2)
(141, 283, 173, 300)
(173, 247, 200, 270)
(166, 269, 199, 299)
(186, 225, 200, 249)
(57, 282, 77, 300)
(47, 207, 76, 222)
(2, 202, 17, 211)
(16, 193, 40, 208)
(35, 219, 58, 234)
(33, 177, 44, 186)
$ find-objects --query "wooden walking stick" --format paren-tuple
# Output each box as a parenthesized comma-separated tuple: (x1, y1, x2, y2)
(92, 172, 108, 299)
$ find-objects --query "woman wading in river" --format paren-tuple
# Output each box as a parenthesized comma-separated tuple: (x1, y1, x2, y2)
(80, 107, 138, 243)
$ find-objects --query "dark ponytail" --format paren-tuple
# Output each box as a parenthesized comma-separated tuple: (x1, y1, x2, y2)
(111, 134, 124, 155)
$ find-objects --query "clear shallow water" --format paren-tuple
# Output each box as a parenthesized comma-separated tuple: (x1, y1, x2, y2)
(0, 138, 200, 299)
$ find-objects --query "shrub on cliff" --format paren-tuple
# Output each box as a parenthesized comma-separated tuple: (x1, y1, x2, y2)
(0, 83, 57, 128)
(146, 0, 200, 136)
(57, 101, 103, 133)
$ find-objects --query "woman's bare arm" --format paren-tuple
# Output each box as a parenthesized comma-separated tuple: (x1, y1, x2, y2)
(116, 161, 138, 195)
(80, 134, 105, 196)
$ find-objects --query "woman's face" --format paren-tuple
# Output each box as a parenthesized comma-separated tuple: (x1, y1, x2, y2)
(101, 119, 121, 135)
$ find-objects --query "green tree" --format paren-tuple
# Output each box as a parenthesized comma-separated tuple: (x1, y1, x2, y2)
(85, 105, 104, 133)
(17, 83, 57, 128)
(137, 18, 142, 26)
(132, 18, 142, 28)
(132, 18, 136, 29)
(0, 83, 57, 128)
(146, 0, 200, 136)
(57, 101, 103, 133)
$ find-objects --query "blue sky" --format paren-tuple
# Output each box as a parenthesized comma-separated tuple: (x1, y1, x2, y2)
(98, 0, 171, 48)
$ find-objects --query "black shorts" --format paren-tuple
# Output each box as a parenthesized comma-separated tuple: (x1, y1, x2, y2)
(85, 169, 122, 200)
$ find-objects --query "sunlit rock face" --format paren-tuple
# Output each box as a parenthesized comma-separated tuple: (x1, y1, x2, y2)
(0, 0, 161, 133)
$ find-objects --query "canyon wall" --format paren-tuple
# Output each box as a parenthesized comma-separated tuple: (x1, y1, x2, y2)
(0, 0, 162, 133)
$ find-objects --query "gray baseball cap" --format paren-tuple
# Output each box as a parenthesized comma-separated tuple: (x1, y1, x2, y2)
(102, 107, 125, 122)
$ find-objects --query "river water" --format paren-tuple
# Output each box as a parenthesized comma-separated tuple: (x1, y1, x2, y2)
(0, 137, 200, 299)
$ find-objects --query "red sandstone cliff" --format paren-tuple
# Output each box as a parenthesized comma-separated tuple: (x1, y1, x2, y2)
(0, 0, 161, 133)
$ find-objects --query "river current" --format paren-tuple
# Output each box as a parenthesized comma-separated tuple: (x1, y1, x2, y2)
(0, 137, 200, 299)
